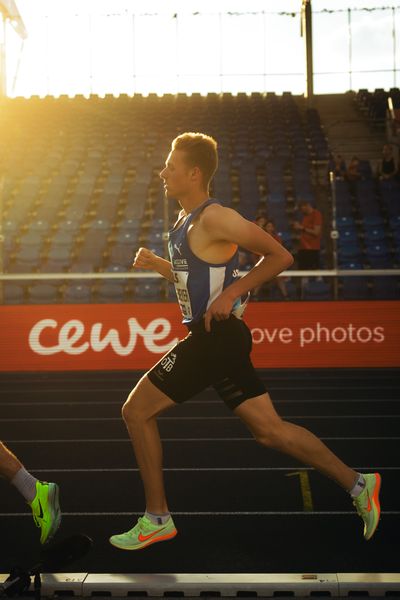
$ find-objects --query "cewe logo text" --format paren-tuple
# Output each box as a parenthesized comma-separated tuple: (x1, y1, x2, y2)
(28, 317, 178, 356)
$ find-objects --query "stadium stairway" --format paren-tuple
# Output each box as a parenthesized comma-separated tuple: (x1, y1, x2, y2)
(313, 93, 386, 164)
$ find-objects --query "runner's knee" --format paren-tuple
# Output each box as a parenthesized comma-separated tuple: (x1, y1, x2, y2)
(253, 417, 286, 448)
(122, 381, 149, 423)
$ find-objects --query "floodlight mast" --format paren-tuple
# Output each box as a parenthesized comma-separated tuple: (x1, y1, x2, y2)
(301, 0, 314, 103)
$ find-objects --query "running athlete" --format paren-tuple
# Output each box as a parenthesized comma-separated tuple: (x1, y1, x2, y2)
(0, 441, 61, 543)
(109, 133, 381, 551)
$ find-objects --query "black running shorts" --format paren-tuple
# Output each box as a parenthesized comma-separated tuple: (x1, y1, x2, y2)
(147, 315, 266, 410)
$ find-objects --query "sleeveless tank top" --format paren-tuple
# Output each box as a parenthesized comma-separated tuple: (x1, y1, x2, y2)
(168, 199, 247, 325)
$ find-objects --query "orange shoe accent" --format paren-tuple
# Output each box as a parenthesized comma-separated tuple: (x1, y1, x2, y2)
(372, 473, 381, 514)
(138, 527, 166, 542)
(138, 529, 177, 549)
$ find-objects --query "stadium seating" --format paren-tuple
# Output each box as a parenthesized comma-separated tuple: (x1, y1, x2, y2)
(1, 91, 398, 304)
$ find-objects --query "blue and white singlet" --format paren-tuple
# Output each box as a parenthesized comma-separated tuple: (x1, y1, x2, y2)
(168, 199, 247, 326)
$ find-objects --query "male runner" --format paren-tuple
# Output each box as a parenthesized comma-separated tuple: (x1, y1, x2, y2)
(109, 132, 381, 551)
(0, 441, 61, 544)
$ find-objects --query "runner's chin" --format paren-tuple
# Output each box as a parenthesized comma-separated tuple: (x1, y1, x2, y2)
(164, 188, 175, 200)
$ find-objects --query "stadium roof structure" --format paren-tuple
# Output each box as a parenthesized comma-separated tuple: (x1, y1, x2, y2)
(0, 0, 27, 39)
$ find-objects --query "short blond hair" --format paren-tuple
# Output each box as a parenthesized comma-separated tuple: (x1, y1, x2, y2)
(172, 132, 218, 190)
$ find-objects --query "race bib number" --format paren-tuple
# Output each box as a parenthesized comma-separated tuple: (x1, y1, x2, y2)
(173, 270, 193, 319)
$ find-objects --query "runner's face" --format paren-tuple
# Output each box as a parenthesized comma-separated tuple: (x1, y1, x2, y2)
(160, 150, 192, 199)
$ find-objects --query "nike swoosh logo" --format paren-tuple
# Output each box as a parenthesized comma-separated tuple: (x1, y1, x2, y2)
(138, 528, 166, 542)
(37, 499, 44, 520)
(366, 492, 372, 512)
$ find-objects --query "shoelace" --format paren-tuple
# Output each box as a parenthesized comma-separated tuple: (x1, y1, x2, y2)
(127, 517, 148, 537)
(33, 515, 41, 528)
(352, 495, 368, 519)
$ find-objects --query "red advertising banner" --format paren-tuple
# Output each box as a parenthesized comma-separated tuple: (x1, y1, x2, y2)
(0, 301, 399, 371)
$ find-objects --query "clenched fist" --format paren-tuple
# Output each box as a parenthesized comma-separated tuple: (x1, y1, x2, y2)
(133, 247, 158, 270)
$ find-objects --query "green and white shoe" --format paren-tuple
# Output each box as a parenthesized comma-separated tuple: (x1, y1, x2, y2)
(109, 515, 177, 550)
(29, 481, 61, 544)
(353, 473, 381, 541)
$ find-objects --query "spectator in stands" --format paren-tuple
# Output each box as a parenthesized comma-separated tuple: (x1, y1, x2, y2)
(254, 213, 268, 229)
(346, 156, 362, 196)
(346, 156, 361, 182)
(328, 153, 347, 179)
(251, 218, 288, 300)
(377, 144, 397, 180)
(0, 441, 61, 544)
(292, 201, 323, 270)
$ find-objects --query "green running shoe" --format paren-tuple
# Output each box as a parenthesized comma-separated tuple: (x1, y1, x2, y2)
(352, 473, 381, 541)
(109, 515, 178, 550)
(29, 481, 61, 545)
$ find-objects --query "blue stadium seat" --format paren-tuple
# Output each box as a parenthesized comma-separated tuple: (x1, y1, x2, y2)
(96, 282, 126, 303)
(268, 279, 298, 301)
(118, 218, 141, 234)
(340, 261, 364, 270)
(338, 229, 358, 245)
(58, 220, 82, 233)
(338, 245, 363, 266)
(337, 216, 356, 230)
(63, 283, 92, 303)
(51, 230, 76, 247)
(339, 277, 370, 300)
(365, 244, 393, 268)
(364, 227, 386, 243)
(371, 277, 399, 299)
(46, 246, 72, 266)
(303, 279, 332, 301)
(108, 244, 135, 266)
(3, 283, 26, 305)
(13, 246, 42, 267)
(389, 215, 400, 232)
(19, 232, 44, 249)
(3, 220, 19, 234)
(133, 280, 162, 302)
(28, 283, 59, 304)
(114, 231, 138, 246)
(101, 264, 130, 287)
(29, 220, 50, 234)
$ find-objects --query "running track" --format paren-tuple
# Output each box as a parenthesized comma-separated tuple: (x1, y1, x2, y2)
(0, 369, 399, 573)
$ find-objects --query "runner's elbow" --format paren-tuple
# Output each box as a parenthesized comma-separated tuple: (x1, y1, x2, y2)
(281, 249, 294, 269)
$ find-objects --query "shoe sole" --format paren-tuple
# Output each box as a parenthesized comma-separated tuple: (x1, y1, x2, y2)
(365, 473, 381, 541)
(43, 483, 62, 545)
(109, 528, 178, 551)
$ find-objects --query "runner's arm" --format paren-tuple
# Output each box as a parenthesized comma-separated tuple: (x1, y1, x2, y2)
(202, 205, 294, 330)
(133, 247, 174, 283)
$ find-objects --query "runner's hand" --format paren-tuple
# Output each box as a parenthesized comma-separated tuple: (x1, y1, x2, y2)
(204, 294, 234, 333)
(133, 247, 157, 270)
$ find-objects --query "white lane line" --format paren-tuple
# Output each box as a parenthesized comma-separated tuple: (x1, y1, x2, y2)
(0, 415, 399, 422)
(25, 466, 400, 473)
(0, 378, 400, 395)
(0, 511, 399, 517)
(4, 437, 400, 443)
(1, 398, 400, 406)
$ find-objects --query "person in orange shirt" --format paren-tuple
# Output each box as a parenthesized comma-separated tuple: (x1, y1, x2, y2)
(292, 200, 323, 270)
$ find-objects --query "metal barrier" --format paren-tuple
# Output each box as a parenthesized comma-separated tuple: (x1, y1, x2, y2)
(0, 270, 399, 304)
